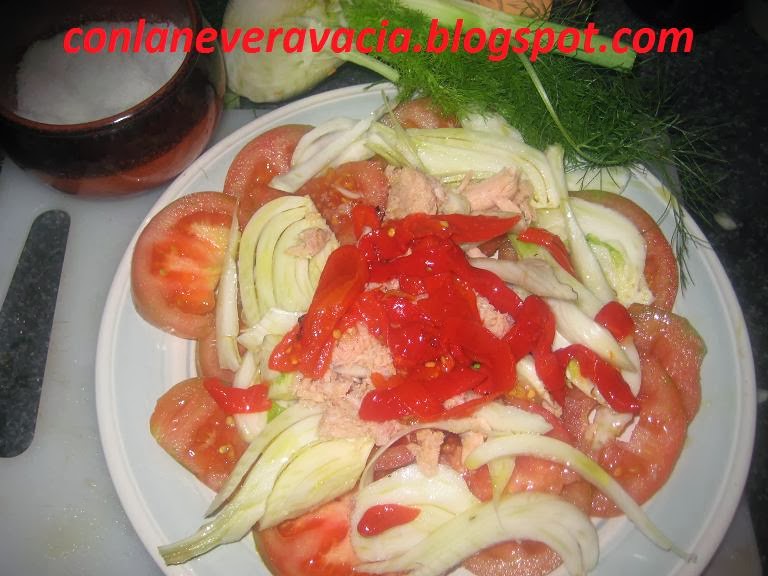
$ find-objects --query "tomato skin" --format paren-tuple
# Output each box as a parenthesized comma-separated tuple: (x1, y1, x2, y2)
(255, 494, 375, 576)
(570, 190, 678, 311)
(591, 357, 687, 516)
(237, 183, 290, 226)
(299, 160, 390, 245)
(383, 97, 459, 129)
(149, 377, 247, 492)
(223, 124, 312, 197)
(131, 191, 236, 339)
(196, 329, 236, 384)
(629, 303, 706, 423)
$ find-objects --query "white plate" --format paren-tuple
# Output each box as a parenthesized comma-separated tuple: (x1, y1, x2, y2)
(96, 84, 756, 576)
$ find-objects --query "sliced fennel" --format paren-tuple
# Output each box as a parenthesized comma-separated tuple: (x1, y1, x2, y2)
(273, 213, 328, 311)
(207, 402, 324, 514)
(572, 196, 653, 306)
(261, 436, 375, 528)
(159, 414, 322, 564)
(512, 235, 604, 317)
(215, 213, 241, 371)
(291, 116, 375, 167)
(239, 196, 312, 326)
(474, 402, 552, 436)
(488, 457, 516, 503)
(238, 308, 302, 352)
(351, 464, 479, 562)
(357, 492, 598, 576)
(254, 205, 308, 316)
(470, 257, 576, 302)
(562, 197, 615, 303)
(271, 106, 384, 192)
(466, 434, 691, 560)
(366, 123, 563, 208)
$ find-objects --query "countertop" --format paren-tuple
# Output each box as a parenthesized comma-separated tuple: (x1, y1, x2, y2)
(0, 0, 766, 574)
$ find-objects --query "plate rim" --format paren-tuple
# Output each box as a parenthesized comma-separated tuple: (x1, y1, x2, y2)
(95, 83, 757, 576)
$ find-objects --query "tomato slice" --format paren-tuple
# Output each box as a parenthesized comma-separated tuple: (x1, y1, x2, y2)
(570, 190, 679, 311)
(299, 160, 389, 245)
(149, 377, 248, 492)
(131, 191, 236, 339)
(255, 494, 373, 576)
(382, 97, 459, 129)
(224, 124, 312, 197)
(196, 329, 236, 385)
(629, 303, 706, 423)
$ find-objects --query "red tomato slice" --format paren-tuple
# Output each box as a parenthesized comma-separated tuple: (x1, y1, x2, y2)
(299, 160, 389, 245)
(237, 183, 290, 227)
(591, 357, 687, 516)
(196, 329, 236, 385)
(629, 303, 706, 423)
(131, 191, 236, 339)
(570, 190, 679, 311)
(223, 124, 312, 197)
(255, 494, 374, 576)
(382, 97, 459, 129)
(149, 377, 247, 492)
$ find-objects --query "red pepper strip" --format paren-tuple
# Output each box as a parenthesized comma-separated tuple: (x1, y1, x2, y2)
(357, 504, 421, 537)
(203, 377, 271, 413)
(458, 266, 522, 316)
(504, 296, 554, 359)
(269, 245, 368, 379)
(595, 301, 635, 342)
(517, 227, 577, 277)
(351, 203, 381, 238)
(359, 379, 445, 422)
(533, 350, 567, 406)
(395, 213, 520, 244)
(503, 295, 566, 404)
(555, 344, 641, 414)
(442, 318, 516, 395)
(438, 214, 520, 243)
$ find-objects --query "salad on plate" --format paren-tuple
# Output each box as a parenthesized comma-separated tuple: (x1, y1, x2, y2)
(126, 94, 709, 576)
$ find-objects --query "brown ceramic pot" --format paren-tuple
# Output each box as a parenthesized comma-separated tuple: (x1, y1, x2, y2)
(0, 0, 225, 196)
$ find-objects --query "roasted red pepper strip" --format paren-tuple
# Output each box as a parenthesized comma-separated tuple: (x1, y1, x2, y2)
(517, 227, 577, 277)
(396, 213, 520, 244)
(357, 504, 421, 537)
(203, 377, 271, 413)
(556, 344, 641, 414)
(269, 245, 368, 379)
(595, 300, 635, 342)
(503, 295, 565, 403)
(351, 204, 381, 238)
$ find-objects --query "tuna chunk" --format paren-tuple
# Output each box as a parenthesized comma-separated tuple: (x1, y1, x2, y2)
(460, 168, 534, 222)
(407, 429, 445, 477)
(285, 227, 332, 258)
(385, 166, 447, 219)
